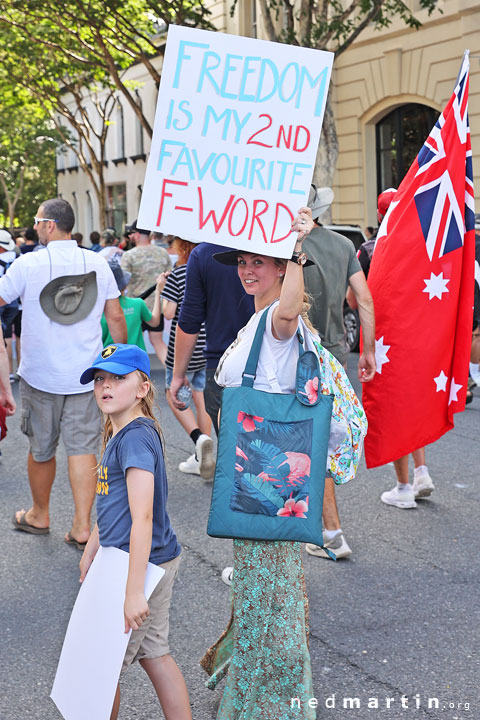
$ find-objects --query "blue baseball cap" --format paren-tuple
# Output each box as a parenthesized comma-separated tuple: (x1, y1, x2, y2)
(80, 344, 150, 384)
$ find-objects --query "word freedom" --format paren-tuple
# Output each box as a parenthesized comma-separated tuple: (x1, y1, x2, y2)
(172, 40, 329, 116)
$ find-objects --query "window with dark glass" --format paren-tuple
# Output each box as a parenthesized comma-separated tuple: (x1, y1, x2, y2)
(135, 90, 144, 157)
(376, 104, 438, 195)
(106, 183, 127, 234)
(115, 101, 125, 160)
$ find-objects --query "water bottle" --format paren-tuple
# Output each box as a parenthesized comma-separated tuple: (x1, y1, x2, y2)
(176, 384, 192, 410)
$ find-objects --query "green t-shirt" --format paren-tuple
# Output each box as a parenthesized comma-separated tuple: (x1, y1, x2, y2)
(101, 295, 152, 351)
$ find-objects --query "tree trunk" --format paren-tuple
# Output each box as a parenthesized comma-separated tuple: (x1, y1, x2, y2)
(0, 174, 19, 232)
(7, 197, 15, 232)
(313, 92, 338, 223)
(97, 162, 107, 228)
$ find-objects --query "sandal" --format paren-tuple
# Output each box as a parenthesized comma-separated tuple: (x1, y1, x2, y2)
(12, 510, 49, 535)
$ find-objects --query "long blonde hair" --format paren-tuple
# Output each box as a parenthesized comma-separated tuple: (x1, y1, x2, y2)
(100, 371, 164, 454)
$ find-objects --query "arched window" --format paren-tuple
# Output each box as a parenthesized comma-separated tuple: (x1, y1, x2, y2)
(135, 90, 144, 156)
(86, 190, 94, 237)
(115, 100, 125, 159)
(71, 192, 79, 232)
(376, 104, 438, 195)
(56, 146, 65, 171)
(251, 0, 257, 38)
(68, 128, 79, 169)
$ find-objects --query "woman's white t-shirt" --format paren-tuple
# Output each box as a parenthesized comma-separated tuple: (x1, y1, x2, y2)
(215, 301, 302, 394)
(99, 246, 123, 259)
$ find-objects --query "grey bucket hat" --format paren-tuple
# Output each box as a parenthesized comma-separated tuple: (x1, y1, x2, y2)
(307, 185, 334, 220)
(39, 271, 98, 325)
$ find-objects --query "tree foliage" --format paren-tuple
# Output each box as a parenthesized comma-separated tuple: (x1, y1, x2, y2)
(233, 0, 438, 55)
(0, 77, 59, 229)
(0, 0, 213, 137)
(0, 0, 212, 226)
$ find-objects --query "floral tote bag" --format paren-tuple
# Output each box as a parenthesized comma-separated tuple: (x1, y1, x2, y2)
(207, 306, 334, 549)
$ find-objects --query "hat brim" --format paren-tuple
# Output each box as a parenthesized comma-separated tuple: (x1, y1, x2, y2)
(39, 271, 98, 325)
(212, 250, 242, 266)
(213, 249, 315, 267)
(0, 240, 16, 252)
(80, 360, 147, 385)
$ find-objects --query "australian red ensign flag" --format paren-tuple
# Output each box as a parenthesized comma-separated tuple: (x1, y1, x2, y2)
(363, 52, 475, 468)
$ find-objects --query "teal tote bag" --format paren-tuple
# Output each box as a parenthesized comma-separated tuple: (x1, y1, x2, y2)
(207, 307, 334, 548)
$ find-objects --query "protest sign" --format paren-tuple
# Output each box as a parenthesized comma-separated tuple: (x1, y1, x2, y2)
(51, 546, 164, 720)
(138, 25, 333, 257)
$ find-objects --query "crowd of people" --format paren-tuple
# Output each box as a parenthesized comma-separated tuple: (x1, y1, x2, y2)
(0, 191, 478, 720)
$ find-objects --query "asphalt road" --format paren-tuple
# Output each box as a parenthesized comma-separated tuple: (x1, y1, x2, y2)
(0, 356, 478, 720)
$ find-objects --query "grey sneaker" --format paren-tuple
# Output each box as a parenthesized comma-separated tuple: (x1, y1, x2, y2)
(412, 472, 435, 498)
(305, 532, 352, 560)
(381, 484, 417, 509)
(195, 434, 215, 479)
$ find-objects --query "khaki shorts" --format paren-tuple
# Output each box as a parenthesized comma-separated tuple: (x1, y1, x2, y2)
(123, 554, 181, 667)
(19, 378, 101, 462)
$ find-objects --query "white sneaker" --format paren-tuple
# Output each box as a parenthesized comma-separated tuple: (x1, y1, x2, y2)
(305, 532, 352, 560)
(195, 434, 215, 479)
(412, 472, 435, 498)
(381, 484, 417, 509)
(178, 453, 200, 475)
(221, 566, 233, 586)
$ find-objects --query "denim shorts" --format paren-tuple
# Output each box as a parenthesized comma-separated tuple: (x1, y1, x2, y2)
(164, 366, 206, 391)
(0, 304, 20, 338)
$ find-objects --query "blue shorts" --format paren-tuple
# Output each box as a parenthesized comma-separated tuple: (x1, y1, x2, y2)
(165, 366, 206, 391)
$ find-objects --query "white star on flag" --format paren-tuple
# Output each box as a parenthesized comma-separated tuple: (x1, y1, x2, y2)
(423, 272, 450, 300)
(375, 336, 390, 374)
(448, 378, 462, 404)
(434, 370, 448, 392)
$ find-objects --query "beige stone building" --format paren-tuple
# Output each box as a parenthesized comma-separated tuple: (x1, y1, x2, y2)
(57, 0, 480, 236)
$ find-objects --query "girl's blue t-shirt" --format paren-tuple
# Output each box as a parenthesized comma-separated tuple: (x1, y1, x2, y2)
(96, 417, 180, 565)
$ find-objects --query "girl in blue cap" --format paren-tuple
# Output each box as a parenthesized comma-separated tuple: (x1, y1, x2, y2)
(79, 343, 191, 720)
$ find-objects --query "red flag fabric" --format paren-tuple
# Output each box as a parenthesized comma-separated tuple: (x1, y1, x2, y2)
(363, 54, 475, 469)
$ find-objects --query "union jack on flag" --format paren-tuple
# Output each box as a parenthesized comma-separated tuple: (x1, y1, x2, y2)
(363, 52, 475, 469)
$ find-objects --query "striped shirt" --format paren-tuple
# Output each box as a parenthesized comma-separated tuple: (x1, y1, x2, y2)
(161, 263, 206, 371)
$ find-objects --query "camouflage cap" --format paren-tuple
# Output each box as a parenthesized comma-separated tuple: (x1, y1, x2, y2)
(101, 227, 117, 243)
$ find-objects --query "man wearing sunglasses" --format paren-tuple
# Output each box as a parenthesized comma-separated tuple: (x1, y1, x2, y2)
(0, 197, 127, 548)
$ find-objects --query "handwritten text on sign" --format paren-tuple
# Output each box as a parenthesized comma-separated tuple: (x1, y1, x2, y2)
(138, 26, 333, 257)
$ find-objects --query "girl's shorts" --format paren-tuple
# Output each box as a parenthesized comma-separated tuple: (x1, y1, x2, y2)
(164, 366, 206, 392)
(122, 554, 181, 667)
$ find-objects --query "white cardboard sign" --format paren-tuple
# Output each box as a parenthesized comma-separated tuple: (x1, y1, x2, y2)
(138, 25, 333, 257)
(51, 546, 164, 720)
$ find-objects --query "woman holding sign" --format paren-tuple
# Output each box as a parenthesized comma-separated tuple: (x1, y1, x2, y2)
(202, 207, 318, 720)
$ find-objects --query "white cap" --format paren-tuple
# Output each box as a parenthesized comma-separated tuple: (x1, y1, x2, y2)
(307, 185, 334, 219)
(0, 230, 15, 252)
